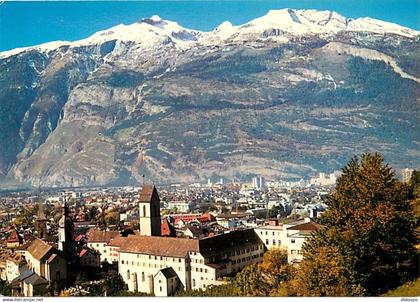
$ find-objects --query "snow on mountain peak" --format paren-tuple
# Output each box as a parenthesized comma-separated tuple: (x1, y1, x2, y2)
(0, 9, 418, 59)
(347, 17, 418, 38)
(235, 9, 418, 39)
(236, 9, 347, 37)
(150, 15, 162, 22)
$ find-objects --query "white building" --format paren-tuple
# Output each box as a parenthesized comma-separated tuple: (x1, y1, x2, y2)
(114, 185, 265, 296)
(87, 230, 120, 264)
(117, 229, 264, 296)
(167, 201, 192, 213)
(401, 168, 414, 183)
(255, 218, 321, 263)
(310, 172, 340, 187)
(6, 254, 25, 282)
(252, 176, 265, 189)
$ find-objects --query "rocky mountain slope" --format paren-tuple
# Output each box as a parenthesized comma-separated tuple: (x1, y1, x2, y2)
(0, 9, 419, 187)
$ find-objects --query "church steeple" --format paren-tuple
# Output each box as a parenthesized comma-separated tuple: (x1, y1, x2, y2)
(58, 198, 75, 260)
(139, 185, 161, 236)
(35, 203, 48, 240)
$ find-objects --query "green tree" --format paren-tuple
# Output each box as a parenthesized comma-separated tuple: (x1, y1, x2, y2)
(101, 271, 127, 296)
(86, 207, 98, 222)
(0, 279, 12, 296)
(295, 153, 418, 296)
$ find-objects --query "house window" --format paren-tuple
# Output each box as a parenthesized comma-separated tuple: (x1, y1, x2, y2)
(143, 205, 146, 217)
(122, 260, 125, 264)
(127, 270, 130, 280)
(142, 272, 145, 282)
(291, 239, 295, 243)
(160, 286, 162, 292)
(273, 239, 276, 245)
(193, 279, 196, 287)
(265, 239, 269, 245)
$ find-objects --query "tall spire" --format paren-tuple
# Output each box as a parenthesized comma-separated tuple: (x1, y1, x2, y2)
(37, 203, 47, 221)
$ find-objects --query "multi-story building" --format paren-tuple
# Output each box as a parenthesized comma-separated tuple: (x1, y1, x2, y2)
(6, 253, 26, 282)
(114, 185, 265, 296)
(118, 229, 264, 296)
(401, 168, 414, 183)
(255, 218, 321, 263)
(87, 230, 120, 264)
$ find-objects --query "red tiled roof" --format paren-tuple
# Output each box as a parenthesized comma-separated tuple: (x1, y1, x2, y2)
(7, 230, 22, 243)
(172, 213, 213, 224)
(161, 218, 176, 237)
(119, 235, 199, 258)
(75, 234, 85, 242)
(287, 220, 321, 232)
(107, 235, 126, 247)
(87, 230, 120, 243)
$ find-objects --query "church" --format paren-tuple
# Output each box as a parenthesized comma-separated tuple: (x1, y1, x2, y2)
(12, 199, 79, 296)
(116, 185, 264, 296)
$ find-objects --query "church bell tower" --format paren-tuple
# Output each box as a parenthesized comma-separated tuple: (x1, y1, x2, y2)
(58, 198, 76, 260)
(139, 185, 161, 236)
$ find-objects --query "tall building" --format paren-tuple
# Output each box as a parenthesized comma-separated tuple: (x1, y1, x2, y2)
(252, 176, 265, 189)
(35, 204, 47, 240)
(139, 185, 161, 236)
(58, 200, 76, 260)
(402, 168, 414, 183)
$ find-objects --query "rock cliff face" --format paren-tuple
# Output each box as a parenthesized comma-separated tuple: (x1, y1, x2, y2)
(0, 9, 419, 187)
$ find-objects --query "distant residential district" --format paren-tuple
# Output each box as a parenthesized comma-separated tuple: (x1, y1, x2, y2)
(0, 166, 415, 296)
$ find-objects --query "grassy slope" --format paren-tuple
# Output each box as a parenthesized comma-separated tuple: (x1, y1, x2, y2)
(382, 278, 420, 297)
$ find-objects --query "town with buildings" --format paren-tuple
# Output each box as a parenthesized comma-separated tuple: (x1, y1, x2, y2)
(0, 168, 415, 297)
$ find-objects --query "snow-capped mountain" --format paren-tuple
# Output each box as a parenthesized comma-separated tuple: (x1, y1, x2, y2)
(1, 9, 418, 59)
(0, 9, 419, 188)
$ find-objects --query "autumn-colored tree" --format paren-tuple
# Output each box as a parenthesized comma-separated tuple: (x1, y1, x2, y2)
(259, 249, 291, 289)
(232, 263, 268, 296)
(294, 153, 418, 296)
(259, 248, 292, 295)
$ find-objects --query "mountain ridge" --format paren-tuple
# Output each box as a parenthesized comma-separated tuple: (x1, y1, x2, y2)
(1, 9, 419, 59)
(0, 9, 419, 188)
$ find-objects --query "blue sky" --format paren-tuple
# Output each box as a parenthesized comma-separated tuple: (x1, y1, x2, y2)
(0, 0, 418, 51)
